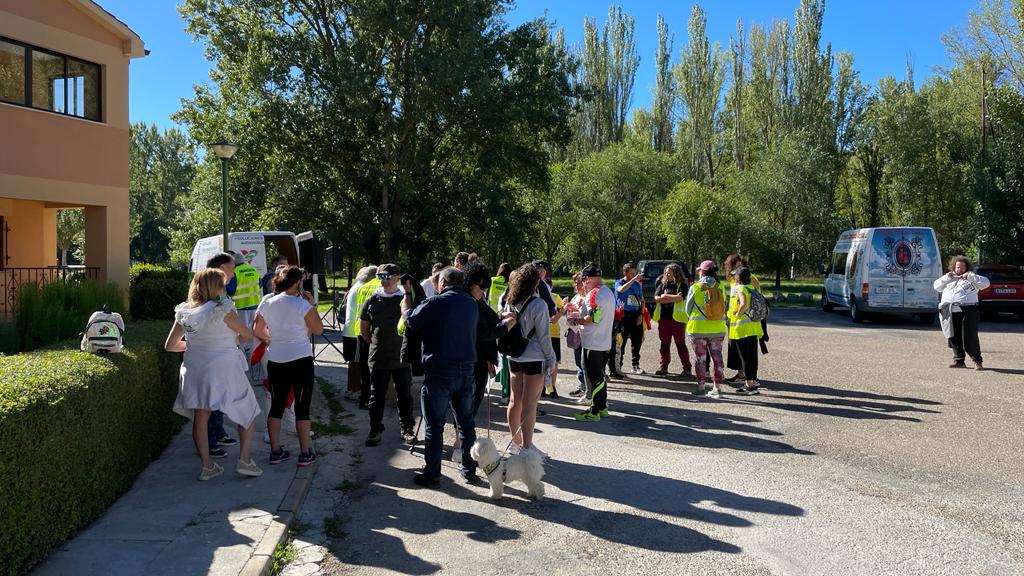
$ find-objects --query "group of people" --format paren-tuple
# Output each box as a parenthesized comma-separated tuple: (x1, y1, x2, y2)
(166, 251, 323, 481)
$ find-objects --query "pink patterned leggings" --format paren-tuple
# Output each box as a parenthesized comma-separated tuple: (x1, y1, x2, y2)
(689, 335, 724, 386)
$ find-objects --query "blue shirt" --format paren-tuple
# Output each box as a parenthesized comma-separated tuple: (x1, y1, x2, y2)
(406, 286, 479, 369)
(614, 278, 643, 312)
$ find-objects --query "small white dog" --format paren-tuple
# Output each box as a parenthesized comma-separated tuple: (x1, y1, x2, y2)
(470, 437, 546, 500)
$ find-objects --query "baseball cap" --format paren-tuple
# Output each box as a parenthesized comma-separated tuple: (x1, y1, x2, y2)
(697, 260, 717, 272)
(731, 266, 751, 283)
(376, 263, 400, 280)
(228, 250, 245, 265)
(580, 264, 602, 278)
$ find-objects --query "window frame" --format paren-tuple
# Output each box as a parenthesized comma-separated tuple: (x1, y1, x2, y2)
(0, 35, 102, 122)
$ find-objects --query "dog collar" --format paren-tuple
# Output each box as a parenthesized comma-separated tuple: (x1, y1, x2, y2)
(484, 461, 502, 477)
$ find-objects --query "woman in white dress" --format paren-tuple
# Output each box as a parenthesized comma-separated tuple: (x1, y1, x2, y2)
(165, 268, 263, 481)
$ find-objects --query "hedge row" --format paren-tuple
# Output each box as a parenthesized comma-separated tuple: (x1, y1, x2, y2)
(16, 279, 124, 351)
(0, 321, 182, 575)
(129, 263, 190, 321)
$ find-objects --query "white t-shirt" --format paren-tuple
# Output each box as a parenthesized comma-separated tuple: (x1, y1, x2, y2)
(421, 278, 437, 298)
(256, 293, 314, 363)
(581, 285, 615, 351)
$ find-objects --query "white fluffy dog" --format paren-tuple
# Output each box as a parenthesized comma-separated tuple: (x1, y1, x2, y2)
(470, 437, 545, 500)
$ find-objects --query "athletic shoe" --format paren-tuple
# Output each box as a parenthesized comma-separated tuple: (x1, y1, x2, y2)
(726, 373, 745, 382)
(269, 448, 291, 464)
(631, 366, 645, 375)
(575, 395, 592, 405)
(401, 427, 417, 444)
(736, 387, 760, 396)
(413, 473, 441, 487)
(974, 361, 984, 371)
(707, 388, 721, 399)
(609, 371, 625, 380)
(526, 445, 549, 459)
(365, 432, 382, 447)
(199, 463, 224, 481)
(692, 387, 706, 396)
(297, 451, 317, 467)
(343, 390, 360, 401)
(209, 447, 228, 459)
(569, 387, 585, 397)
(598, 408, 609, 418)
(949, 361, 966, 369)
(548, 388, 560, 399)
(680, 368, 692, 378)
(452, 448, 463, 464)
(217, 435, 238, 446)
(574, 410, 601, 422)
(654, 368, 668, 376)
(236, 459, 263, 477)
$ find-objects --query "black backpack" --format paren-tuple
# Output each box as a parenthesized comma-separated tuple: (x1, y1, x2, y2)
(497, 296, 538, 357)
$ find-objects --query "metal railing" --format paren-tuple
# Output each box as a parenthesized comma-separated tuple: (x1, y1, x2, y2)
(1, 266, 101, 320)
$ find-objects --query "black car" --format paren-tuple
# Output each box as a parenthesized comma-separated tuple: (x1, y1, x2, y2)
(637, 259, 691, 310)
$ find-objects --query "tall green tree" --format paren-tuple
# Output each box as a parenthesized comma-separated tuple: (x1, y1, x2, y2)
(674, 4, 726, 186)
(129, 123, 195, 263)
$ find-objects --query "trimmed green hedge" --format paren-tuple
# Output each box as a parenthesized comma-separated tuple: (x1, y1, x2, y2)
(0, 321, 182, 575)
(129, 263, 190, 321)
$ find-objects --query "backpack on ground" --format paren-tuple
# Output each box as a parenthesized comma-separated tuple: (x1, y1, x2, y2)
(746, 289, 770, 322)
(80, 306, 125, 354)
(697, 285, 726, 321)
(497, 296, 538, 358)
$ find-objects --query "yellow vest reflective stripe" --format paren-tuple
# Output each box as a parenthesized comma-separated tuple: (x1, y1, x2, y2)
(686, 283, 728, 335)
(488, 277, 508, 312)
(232, 265, 262, 309)
(728, 285, 764, 340)
(353, 279, 381, 337)
(653, 298, 687, 323)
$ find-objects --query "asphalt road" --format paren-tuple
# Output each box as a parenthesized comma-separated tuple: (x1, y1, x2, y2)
(304, 308, 1024, 576)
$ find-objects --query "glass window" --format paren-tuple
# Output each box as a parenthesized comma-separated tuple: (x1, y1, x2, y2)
(32, 50, 65, 113)
(66, 58, 100, 120)
(0, 40, 26, 105)
(831, 252, 848, 275)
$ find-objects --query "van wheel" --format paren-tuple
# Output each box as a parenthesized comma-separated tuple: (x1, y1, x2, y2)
(917, 313, 936, 326)
(850, 298, 865, 323)
(820, 289, 834, 312)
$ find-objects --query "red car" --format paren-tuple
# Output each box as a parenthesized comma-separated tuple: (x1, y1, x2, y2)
(977, 264, 1024, 319)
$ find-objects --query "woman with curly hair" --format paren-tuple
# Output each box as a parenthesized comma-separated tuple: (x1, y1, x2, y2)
(502, 263, 556, 456)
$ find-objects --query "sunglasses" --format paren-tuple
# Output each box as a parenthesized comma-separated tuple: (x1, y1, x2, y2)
(377, 273, 395, 280)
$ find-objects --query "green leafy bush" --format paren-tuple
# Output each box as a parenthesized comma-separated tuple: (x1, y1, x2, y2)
(15, 279, 125, 351)
(0, 322, 17, 355)
(129, 263, 189, 321)
(0, 321, 181, 575)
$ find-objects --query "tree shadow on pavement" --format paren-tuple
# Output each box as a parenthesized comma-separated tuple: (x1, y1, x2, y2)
(540, 400, 815, 456)
(445, 481, 745, 555)
(330, 484, 519, 574)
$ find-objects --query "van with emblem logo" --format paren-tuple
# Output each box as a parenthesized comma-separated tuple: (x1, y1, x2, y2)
(820, 227, 942, 324)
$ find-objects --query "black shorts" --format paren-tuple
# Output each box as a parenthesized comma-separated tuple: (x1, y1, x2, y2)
(509, 360, 543, 375)
(342, 336, 358, 363)
(551, 337, 561, 363)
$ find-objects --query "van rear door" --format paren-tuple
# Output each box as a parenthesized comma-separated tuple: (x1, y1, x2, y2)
(867, 229, 904, 308)
(901, 228, 940, 310)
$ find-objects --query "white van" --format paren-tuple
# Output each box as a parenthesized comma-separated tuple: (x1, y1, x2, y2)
(821, 227, 942, 324)
(188, 231, 315, 277)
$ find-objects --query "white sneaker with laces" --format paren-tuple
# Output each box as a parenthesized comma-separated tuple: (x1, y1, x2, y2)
(631, 366, 645, 375)
(576, 395, 592, 405)
(708, 388, 721, 399)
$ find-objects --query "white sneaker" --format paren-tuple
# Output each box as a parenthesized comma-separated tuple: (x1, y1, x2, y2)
(526, 445, 548, 459)
(576, 395, 592, 405)
(708, 388, 721, 399)
(631, 365, 645, 375)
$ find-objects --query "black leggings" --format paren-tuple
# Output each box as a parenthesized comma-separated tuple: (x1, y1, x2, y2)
(735, 336, 759, 381)
(267, 356, 315, 421)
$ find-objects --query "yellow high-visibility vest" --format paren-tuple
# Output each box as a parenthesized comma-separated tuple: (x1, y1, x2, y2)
(686, 283, 728, 335)
(354, 278, 381, 337)
(232, 264, 262, 310)
(488, 276, 508, 312)
(728, 284, 764, 340)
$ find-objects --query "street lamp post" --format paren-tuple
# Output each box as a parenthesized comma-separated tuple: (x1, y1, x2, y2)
(211, 140, 239, 250)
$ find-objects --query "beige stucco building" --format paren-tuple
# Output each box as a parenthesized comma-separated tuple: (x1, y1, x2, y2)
(0, 0, 145, 315)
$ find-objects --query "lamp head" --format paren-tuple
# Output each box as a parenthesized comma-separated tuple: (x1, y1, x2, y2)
(211, 140, 239, 160)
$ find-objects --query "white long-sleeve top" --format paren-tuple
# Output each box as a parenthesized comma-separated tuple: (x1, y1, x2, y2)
(933, 272, 990, 310)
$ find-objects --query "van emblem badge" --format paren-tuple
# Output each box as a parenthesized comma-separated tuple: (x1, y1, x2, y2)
(884, 237, 924, 276)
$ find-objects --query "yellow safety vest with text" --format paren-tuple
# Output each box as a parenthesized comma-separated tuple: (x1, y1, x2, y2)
(686, 283, 728, 335)
(488, 277, 508, 312)
(728, 284, 764, 340)
(232, 264, 262, 310)
(652, 297, 687, 323)
(354, 278, 381, 337)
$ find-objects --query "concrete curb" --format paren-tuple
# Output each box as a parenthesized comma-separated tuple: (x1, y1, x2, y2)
(238, 462, 316, 576)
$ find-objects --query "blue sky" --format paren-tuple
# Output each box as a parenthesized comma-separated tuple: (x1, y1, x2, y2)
(102, 0, 977, 133)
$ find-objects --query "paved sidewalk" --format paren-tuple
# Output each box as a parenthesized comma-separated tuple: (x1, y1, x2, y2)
(33, 386, 309, 576)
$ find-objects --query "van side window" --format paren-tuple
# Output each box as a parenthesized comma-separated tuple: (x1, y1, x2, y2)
(831, 252, 848, 274)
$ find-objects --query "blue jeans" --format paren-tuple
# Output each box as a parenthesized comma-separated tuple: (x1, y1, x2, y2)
(420, 363, 477, 478)
(207, 410, 227, 449)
